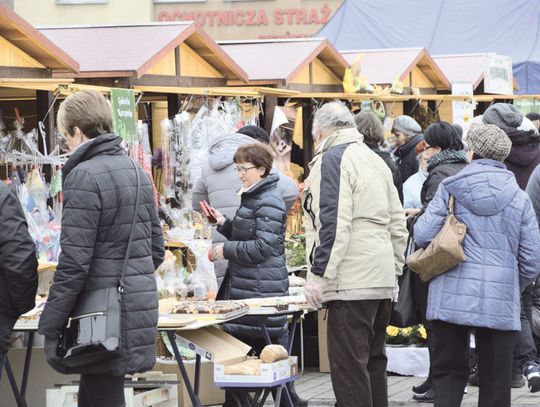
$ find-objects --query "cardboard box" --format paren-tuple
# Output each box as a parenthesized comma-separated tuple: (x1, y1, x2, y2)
(156, 325, 252, 406)
(46, 376, 178, 407)
(214, 357, 298, 386)
(318, 311, 330, 373)
(154, 358, 223, 407)
(174, 326, 251, 364)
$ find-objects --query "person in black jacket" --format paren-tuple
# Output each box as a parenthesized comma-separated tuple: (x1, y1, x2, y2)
(38, 90, 165, 407)
(208, 144, 305, 407)
(392, 115, 424, 183)
(0, 183, 38, 376)
(411, 121, 468, 403)
(355, 111, 403, 202)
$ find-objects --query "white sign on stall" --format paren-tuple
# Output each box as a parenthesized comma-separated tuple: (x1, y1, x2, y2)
(452, 83, 475, 137)
(484, 54, 513, 95)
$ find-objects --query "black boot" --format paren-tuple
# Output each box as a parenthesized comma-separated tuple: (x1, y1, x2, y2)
(412, 378, 432, 395)
(412, 387, 434, 403)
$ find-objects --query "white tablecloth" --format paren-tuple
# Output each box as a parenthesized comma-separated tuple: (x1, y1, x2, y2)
(386, 345, 429, 377)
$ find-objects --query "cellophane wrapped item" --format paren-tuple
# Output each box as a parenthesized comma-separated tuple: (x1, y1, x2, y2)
(155, 250, 188, 300)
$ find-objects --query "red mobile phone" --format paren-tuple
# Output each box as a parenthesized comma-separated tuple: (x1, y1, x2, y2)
(200, 200, 217, 224)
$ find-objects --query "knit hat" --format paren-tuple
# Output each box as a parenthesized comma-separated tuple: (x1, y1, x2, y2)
(467, 124, 512, 162)
(237, 125, 270, 144)
(392, 115, 422, 138)
(482, 103, 523, 130)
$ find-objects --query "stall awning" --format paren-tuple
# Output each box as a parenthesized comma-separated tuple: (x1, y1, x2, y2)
(134, 85, 260, 97)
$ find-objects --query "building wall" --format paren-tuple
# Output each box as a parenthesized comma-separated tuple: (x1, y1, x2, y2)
(11, 0, 342, 40)
(154, 0, 343, 40)
(13, 0, 152, 26)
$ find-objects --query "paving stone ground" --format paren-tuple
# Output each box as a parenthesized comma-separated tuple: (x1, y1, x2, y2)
(255, 369, 540, 406)
(209, 368, 540, 406)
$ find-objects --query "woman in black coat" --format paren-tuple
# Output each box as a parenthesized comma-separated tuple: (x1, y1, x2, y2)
(208, 144, 305, 407)
(38, 90, 164, 407)
(411, 121, 468, 402)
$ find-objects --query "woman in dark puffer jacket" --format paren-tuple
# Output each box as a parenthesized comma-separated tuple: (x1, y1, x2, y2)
(38, 90, 164, 407)
(411, 121, 469, 402)
(208, 144, 306, 407)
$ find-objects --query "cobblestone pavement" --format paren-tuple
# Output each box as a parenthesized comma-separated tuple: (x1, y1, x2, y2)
(253, 369, 540, 406)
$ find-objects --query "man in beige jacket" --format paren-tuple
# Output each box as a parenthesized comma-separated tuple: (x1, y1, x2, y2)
(303, 101, 407, 407)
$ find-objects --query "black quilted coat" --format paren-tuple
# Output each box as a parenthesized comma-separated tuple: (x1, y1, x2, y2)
(218, 173, 289, 339)
(38, 134, 165, 375)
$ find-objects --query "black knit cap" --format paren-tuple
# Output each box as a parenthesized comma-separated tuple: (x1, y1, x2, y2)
(424, 121, 464, 151)
(237, 125, 270, 144)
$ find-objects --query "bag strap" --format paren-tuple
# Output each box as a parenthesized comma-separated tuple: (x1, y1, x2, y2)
(118, 159, 141, 294)
(447, 195, 455, 215)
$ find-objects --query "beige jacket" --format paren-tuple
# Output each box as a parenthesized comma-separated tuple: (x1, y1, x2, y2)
(302, 128, 407, 301)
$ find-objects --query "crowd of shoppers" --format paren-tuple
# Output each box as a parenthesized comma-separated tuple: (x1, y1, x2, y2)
(3, 90, 540, 407)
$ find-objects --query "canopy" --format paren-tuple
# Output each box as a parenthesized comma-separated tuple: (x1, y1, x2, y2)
(318, 0, 540, 94)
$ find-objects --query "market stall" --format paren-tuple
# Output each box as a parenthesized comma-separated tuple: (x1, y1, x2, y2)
(340, 47, 451, 129)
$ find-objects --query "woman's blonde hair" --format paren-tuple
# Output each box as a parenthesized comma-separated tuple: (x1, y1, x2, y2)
(57, 89, 113, 139)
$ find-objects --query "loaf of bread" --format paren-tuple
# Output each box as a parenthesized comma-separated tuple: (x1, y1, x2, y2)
(260, 345, 288, 363)
(224, 359, 263, 375)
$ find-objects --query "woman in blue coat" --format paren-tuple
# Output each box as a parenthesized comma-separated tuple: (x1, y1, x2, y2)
(414, 124, 540, 407)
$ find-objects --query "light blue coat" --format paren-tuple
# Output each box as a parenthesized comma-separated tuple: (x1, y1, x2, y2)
(414, 159, 540, 331)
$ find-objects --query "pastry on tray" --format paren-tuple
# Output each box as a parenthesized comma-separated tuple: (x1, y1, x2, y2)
(172, 300, 247, 315)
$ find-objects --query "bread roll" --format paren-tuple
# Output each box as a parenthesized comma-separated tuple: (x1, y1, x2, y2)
(224, 359, 263, 375)
(260, 345, 288, 363)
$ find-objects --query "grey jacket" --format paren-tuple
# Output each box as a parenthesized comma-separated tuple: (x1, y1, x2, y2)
(192, 133, 298, 284)
(38, 134, 165, 375)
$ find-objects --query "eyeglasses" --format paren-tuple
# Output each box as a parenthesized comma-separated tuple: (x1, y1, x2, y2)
(234, 166, 257, 175)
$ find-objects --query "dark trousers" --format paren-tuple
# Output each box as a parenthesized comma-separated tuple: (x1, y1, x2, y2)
(432, 320, 516, 407)
(78, 374, 125, 407)
(413, 274, 434, 381)
(513, 284, 539, 373)
(327, 299, 392, 407)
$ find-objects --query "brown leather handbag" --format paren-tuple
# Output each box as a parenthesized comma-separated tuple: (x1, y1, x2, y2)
(407, 195, 467, 282)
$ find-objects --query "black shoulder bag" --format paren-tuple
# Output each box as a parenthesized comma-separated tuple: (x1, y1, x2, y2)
(57, 160, 141, 368)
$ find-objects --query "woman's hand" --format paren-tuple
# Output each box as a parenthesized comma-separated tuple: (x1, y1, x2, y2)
(404, 208, 422, 218)
(209, 207, 226, 225)
(210, 243, 225, 261)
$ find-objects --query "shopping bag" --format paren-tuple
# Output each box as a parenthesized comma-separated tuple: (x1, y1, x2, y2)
(390, 236, 421, 328)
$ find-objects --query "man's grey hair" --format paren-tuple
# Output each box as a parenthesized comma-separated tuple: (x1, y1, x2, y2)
(313, 101, 355, 136)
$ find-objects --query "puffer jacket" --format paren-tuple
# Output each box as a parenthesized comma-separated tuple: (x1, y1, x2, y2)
(414, 159, 540, 331)
(394, 134, 424, 183)
(192, 133, 298, 285)
(218, 173, 288, 339)
(38, 134, 165, 375)
(504, 128, 540, 190)
(303, 128, 407, 301)
(366, 142, 403, 203)
(0, 183, 38, 354)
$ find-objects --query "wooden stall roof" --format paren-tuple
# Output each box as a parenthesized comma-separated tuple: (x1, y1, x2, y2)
(39, 22, 247, 81)
(341, 47, 450, 91)
(433, 53, 519, 92)
(0, 3, 78, 73)
(219, 38, 349, 86)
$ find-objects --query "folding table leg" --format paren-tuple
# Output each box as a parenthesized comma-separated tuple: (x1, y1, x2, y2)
(20, 332, 34, 397)
(4, 357, 27, 407)
(165, 330, 202, 407)
(274, 385, 283, 407)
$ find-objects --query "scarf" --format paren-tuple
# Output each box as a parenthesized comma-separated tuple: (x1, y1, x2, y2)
(427, 149, 468, 172)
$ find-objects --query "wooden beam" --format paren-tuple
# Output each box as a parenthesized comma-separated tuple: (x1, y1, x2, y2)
(36, 90, 55, 180)
(264, 95, 278, 135)
(167, 93, 179, 119)
(302, 102, 314, 179)
(0, 66, 51, 78)
(132, 74, 226, 88)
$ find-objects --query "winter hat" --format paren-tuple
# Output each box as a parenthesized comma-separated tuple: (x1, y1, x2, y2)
(237, 126, 270, 144)
(482, 103, 523, 130)
(392, 115, 422, 138)
(467, 124, 512, 162)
